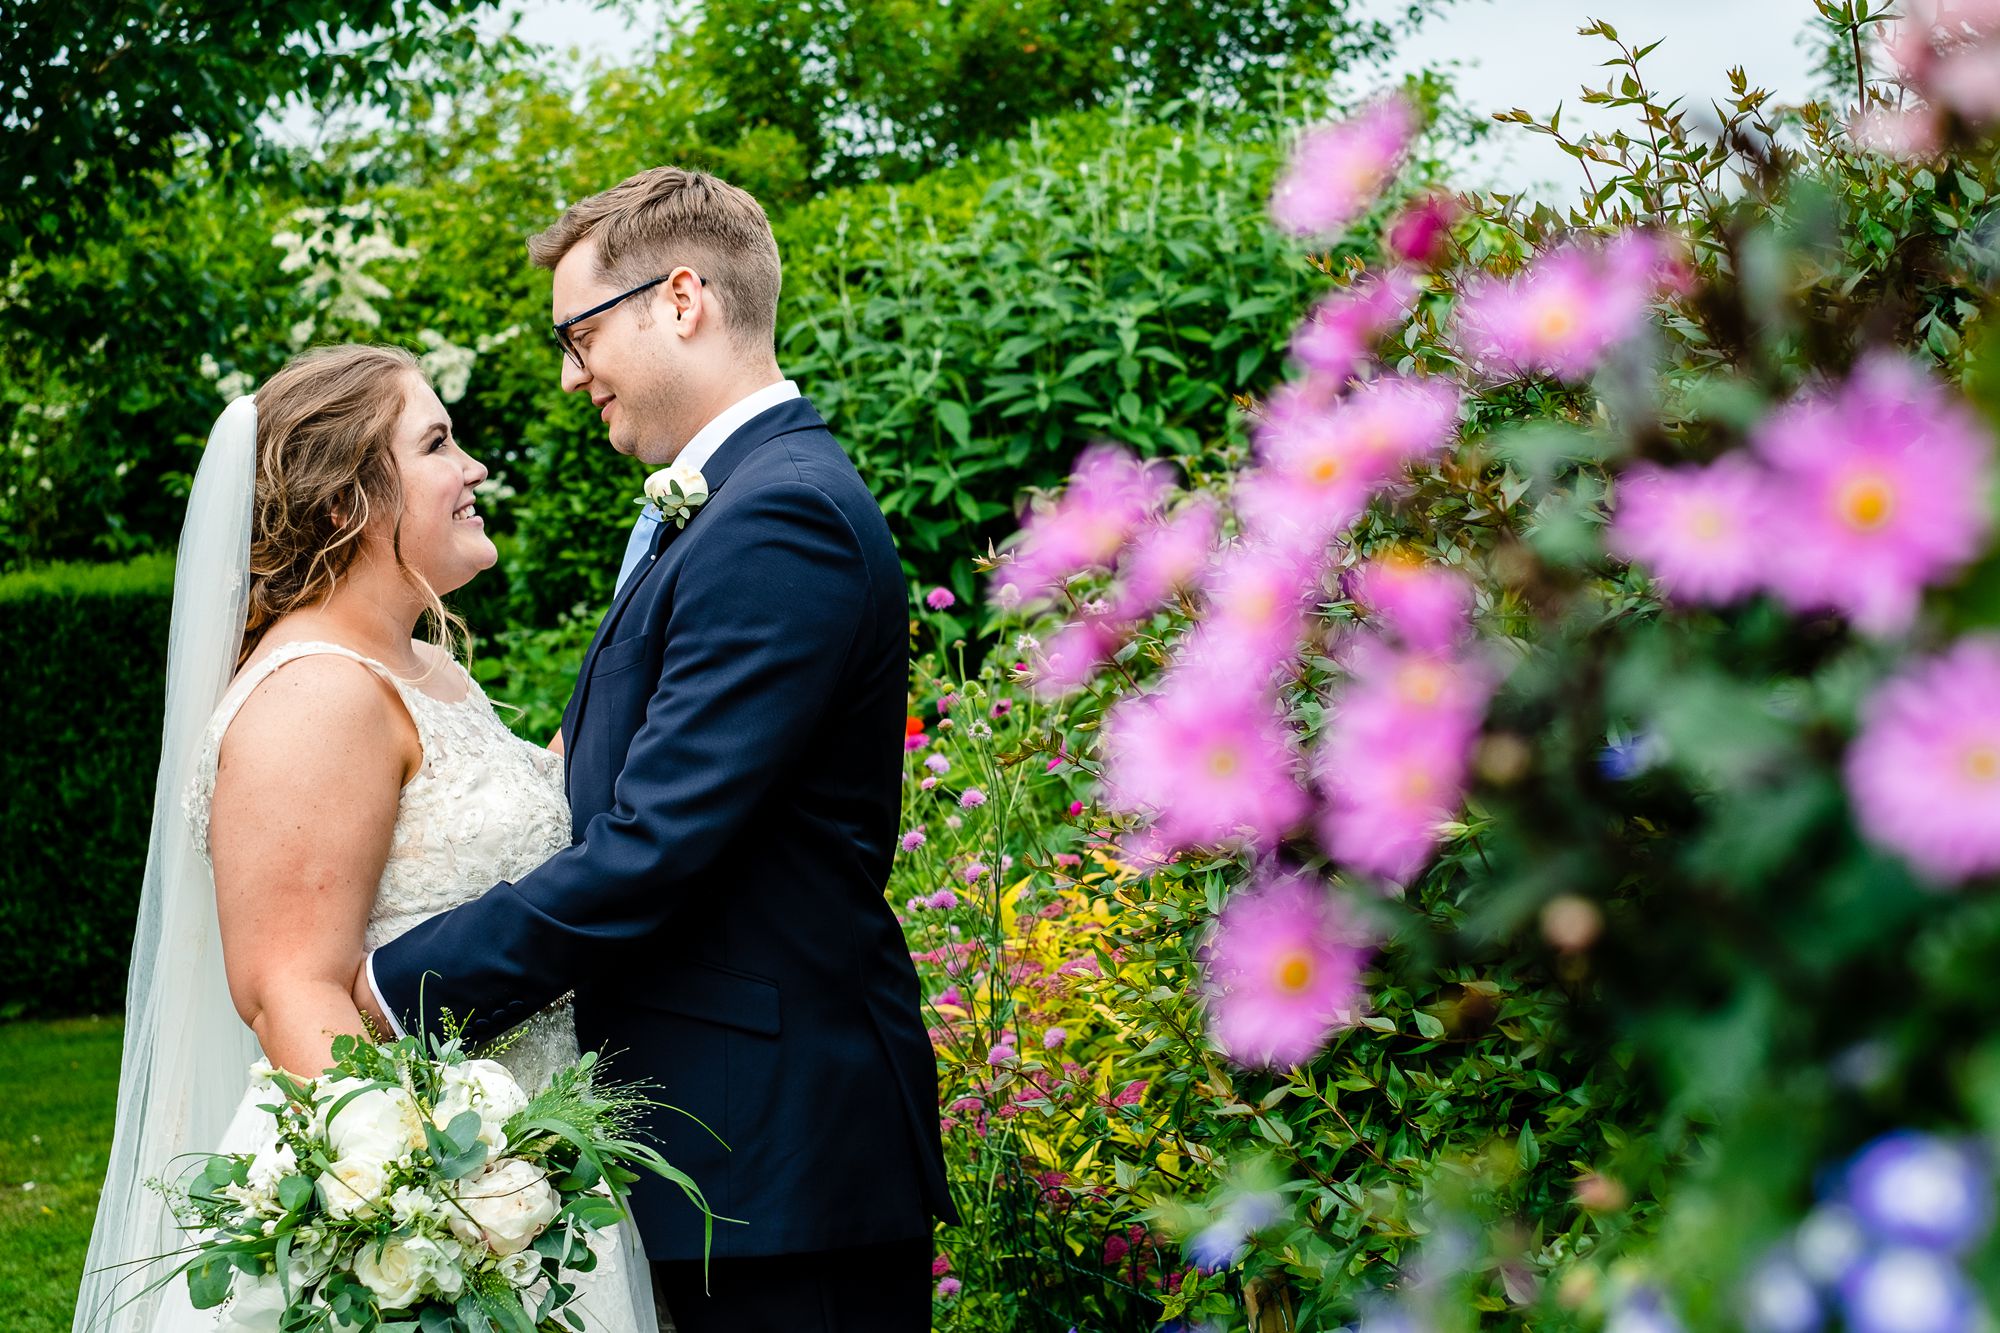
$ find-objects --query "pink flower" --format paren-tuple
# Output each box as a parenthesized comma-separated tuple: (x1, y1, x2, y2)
(1202, 871, 1368, 1069)
(960, 787, 987, 809)
(936, 692, 959, 714)
(963, 862, 988, 884)
(1043, 1028, 1067, 1049)
(1886, 0, 2000, 124)
(986, 1043, 1016, 1066)
(936, 1277, 963, 1300)
(1180, 541, 1321, 680)
(1756, 354, 1994, 635)
(935, 986, 963, 1008)
(919, 776, 939, 791)
(1317, 645, 1492, 882)
(924, 754, 950, 775)
(901, 829, 927, 851)
(1244, 375, 1460, 554)
(1454, 233, 1661, 380)
(932, 1254, 953, 1278)
(1847, 636, 2000, 884)
(1031, 616, 1124, 698)
(1101, 663, 1311, 851)
(928, 889, 960, 910)
(998, 444, 1174, 602)
(1609, 457, 1772, 604)
(1385, 193, 1461, 268)
(1350, 554, 1474, 650)
(1110, 1079, 1147, 1108)
(925, 586, 956, 611)
(1269, 97, 1418, 238)
(1067, 800, 1085, 817)
(990, 698, 1012, 718)
(903, 732, 929, 752)
(1850, 105, 1945, 159)
(1289, 271, 1419, 382)
(1110, 498, 1220, 620)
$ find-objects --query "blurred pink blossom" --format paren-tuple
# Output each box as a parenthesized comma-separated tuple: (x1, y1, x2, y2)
(1609, 457, 1772, 605)
(997, 444, 1173, 603)
(1031, 616, 1125, 698)
(1454, 233, 1662, 380)
(1202, 871, 1368, 1069)
(1111, 498, 1220, 620)
(1289, 270, 1419, 382)
(1885, 1, 2000, 124)
(1756, 354, 1993, 635)
(900, 829, 927, 851)
(925, 586, 956, 611)
(1350, 555, 1475, 650)
(960, 787, 988, 809)
(1179, 542, 1321, 680)
(1269, 97, 1418, 238)
(1849, 105, 1946, 159)
(1385, 192, 1462, 268)
(1043, 1028, 1067, 1050)
(1101, 665, 1311, 851)
(1317, 646, 1492, 882)
(1847, 636, 2000, 884)
(929, 889, 960, 910)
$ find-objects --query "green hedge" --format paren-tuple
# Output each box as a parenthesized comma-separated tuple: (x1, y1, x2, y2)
(0, 556, 174, 1017)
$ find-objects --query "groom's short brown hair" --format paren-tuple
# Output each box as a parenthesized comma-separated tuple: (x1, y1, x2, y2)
(528, 166, 781, 352)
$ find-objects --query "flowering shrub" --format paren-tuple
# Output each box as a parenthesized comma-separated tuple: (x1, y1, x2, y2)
(954, 3, 2000, 1327)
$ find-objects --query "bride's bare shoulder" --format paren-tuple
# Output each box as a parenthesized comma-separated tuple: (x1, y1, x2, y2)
(218, 640, 419, 785)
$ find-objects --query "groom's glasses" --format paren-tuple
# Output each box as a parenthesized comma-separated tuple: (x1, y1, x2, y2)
(551, 272, 706, 369)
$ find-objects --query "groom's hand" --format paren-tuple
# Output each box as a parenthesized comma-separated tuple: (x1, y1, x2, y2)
(351, 956, 393, 1040)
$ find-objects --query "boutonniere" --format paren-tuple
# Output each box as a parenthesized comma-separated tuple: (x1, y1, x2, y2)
(639, 460, 709, 528)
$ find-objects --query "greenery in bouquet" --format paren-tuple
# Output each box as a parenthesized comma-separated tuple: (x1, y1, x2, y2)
(142, 1030, 709, 1333)
(918, 2, 2000, 1328)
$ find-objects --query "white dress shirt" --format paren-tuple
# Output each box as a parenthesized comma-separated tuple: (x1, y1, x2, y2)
(366, 378, 804, 1036)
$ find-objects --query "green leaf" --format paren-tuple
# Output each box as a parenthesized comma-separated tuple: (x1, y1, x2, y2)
(936, 399, 972, 449)
(186, 1256, 235, 1310)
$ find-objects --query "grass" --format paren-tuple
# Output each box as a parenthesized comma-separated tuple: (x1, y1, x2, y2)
(0, 1016, 122, 1332)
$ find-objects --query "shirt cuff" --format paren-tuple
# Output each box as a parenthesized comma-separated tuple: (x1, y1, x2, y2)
(364, 952, 407, 1040)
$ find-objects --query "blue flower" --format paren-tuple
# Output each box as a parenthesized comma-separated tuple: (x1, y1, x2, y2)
(1842, 1131, 1994, 1254)
(1839, 1247, 1979, 1333)
(1741, 1250, 1823, 1333)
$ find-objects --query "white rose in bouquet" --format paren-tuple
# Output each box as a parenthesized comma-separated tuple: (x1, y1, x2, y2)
(352, 1236, 422, 1309)
(217, 1269, 287, 1333)
(497, 1249, 543, 1289)
(317, 1078, 425, 1166)
(447, 1158, 561, 1256)
(317, 1157, 390, 1220)
(431, 1058, 528, 1155)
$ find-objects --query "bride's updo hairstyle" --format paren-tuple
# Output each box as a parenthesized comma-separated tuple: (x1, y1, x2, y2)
(241, 344, 461, 666)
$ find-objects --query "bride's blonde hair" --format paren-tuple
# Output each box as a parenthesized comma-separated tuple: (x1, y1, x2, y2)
(241, 344, 464, 667)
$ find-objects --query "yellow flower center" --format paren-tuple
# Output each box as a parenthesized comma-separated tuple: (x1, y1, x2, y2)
(1273, 951, 1315, 993)
(1536, 301, 1578, 344)
(1685, 505, 1728, 542)
(1963, 743, 2000, 784)
(1309, 454, 1342, 485)
(1836, 473, 1896, 532)
(1208, 746, 1240, 778)
(1397, 662, 1447, 706)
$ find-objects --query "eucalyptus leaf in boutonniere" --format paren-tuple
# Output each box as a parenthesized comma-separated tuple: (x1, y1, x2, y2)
(639, 461, 709, 528)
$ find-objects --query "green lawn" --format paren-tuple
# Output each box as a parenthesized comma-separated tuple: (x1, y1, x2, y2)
(0, 1016, 122, 1332)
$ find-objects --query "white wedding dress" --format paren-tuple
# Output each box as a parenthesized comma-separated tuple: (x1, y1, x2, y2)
(135, 638, 651, 1332)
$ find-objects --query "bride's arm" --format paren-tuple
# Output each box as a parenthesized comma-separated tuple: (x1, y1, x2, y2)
(209, 656, 418, 1078)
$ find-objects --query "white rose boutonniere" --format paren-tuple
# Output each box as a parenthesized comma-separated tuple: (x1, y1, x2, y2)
(640, 461, 709, 528)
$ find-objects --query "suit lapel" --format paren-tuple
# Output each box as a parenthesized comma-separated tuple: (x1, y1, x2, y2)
(563, 395, 830, 794)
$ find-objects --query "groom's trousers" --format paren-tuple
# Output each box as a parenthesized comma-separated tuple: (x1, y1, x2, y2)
(652, 1237, 932, 1332)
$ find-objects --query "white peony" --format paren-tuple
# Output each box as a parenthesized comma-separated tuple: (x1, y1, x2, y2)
(351, 1235, 432, 1309)
(317, 1078, 425, 1169)
(317, 1156, 390, 1221)
(447, 1158, 561, 1256)
(217, 1269, 287, 1333)
(431, 1059, 528, 1157)
(642, 461, 709, 525)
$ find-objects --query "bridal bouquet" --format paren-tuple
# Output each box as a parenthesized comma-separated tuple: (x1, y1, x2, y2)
(153, 1031, 707, 1332)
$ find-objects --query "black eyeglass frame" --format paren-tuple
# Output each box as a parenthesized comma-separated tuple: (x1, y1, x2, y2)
(551, 270, 706, 368)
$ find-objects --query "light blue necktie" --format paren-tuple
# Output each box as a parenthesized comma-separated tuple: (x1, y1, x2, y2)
(613, 508, 663, 596)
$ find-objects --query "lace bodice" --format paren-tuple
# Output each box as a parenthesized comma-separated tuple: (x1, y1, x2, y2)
(185, 639, 578, 1085)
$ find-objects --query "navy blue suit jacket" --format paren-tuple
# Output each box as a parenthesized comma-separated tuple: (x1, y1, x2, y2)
(371, 397, 957, 1260)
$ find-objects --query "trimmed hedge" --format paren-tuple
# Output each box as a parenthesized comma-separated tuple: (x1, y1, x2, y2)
(0, 556, 173, 1017)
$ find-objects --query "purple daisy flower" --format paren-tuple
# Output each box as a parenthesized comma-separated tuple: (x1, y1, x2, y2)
(1201, 871, 1368, 1069)
(1847, 638, 2000, 885)
(1609, 456, 1772, 605)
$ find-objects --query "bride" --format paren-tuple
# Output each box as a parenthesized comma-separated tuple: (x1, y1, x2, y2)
(73, 345, 654, 1331)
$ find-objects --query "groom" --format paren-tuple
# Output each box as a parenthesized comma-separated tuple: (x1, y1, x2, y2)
(353, 166, 956, 1330)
